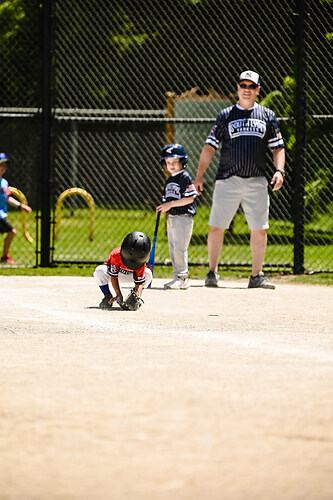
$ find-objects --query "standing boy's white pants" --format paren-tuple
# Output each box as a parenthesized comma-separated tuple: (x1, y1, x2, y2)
(94, 265, 152, 289)
(167, 214, 193, 280)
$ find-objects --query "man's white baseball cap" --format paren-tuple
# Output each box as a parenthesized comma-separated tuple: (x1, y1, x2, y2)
(239, 70, 260, 86)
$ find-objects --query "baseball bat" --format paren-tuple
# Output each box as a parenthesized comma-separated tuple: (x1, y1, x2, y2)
(147, 211, 161, 287)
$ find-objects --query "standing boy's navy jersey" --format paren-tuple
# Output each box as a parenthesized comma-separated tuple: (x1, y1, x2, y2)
(206, 102, 285, 179)
(162, 170, 197, 216)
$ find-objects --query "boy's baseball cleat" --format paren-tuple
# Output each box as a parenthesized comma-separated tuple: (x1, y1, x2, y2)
(205, 270, 219, 287)
(1, 254, 17, 264)
(99, 294, 113, 309)
(248, 272, 275, 289)
(164, 278, 189, 290)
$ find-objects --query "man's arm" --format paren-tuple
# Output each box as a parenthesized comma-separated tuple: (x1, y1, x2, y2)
(272, 147, 285, 170)
(194, 144, 216, 195)
(271, 147, 286, 191)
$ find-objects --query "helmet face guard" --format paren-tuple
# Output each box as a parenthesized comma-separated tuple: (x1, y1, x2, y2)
(120, 231, 151, 270)
(161, 143, 188, 167)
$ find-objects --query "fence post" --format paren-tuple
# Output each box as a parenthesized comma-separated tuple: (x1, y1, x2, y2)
(40, 0, 53, 266)
(293, 0, 308, 274)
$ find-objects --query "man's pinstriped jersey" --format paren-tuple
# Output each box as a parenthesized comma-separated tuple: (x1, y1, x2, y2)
(206, 102, 285, 179)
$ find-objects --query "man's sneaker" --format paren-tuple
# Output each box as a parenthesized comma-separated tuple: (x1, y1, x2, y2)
(248, 272, 275, 289)
(205, 270, 219, 287)
(164, 278, 190, 290)
(0, 254, 17, 264)
(99, 295, 113, 309)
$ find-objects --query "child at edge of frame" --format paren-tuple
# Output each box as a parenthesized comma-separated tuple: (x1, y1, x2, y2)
(93, 231, 152, 310)
(0, 153, 32, 265)
(156, 143, 198, 290)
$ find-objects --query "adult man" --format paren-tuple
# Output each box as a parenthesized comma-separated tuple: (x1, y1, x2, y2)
(194, 70, 285, 289)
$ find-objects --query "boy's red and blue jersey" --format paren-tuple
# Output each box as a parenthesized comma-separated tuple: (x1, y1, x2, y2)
(104, 247, 146, 284)
(0, 178, 11, 219)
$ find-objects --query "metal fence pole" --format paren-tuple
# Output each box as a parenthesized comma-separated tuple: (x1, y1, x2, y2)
(40, 0, 53, 266)
(293, 0, 308, 274)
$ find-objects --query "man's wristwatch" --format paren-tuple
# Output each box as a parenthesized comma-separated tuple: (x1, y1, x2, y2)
(276, 169, 285, 178)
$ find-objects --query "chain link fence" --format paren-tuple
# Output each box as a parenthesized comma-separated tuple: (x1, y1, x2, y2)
(0, 0, 332, 272)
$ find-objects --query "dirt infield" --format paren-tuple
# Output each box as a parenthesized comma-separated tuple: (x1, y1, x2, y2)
(1, 276, 333, 500)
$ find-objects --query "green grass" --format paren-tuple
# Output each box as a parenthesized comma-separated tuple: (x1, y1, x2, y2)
(2, 205, 332, 278)
(50, 206, 332, 268)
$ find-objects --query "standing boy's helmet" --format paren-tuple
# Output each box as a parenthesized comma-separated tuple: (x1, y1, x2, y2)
(160, 144, 188, 167)
(120, 232, 151, 270)
(0, 153, 8, 163)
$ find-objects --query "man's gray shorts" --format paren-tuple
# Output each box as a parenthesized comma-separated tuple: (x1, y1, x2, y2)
(208, 176, 269, 230)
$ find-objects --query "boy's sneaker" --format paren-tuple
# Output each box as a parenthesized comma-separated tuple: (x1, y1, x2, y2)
(164, 278, 190, 290)
(99, 295, 113, 309)
(164, 279, 177, 289)
(205, 270, 219, 287)
(1, 254, 17, 264)
(248, 272, 275, 289)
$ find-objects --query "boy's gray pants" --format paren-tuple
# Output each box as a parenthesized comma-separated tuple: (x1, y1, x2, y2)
(167, 214, 193, 280)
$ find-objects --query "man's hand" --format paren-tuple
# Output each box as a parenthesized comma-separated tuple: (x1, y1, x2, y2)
(194, 175, 204, 195)
(270, 171, 284, 191)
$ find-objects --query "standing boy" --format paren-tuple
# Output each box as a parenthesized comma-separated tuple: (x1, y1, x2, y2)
(94, 231, 152, 310)
(156, 144, 197, 290)
(0, 153, 32, 264)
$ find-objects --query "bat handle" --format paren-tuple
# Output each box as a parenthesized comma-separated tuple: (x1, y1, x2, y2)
(154, 211, 161, 235)
(147, 211, 161, 288)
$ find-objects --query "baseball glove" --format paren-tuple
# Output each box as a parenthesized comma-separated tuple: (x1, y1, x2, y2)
(120, 289, 144, 311)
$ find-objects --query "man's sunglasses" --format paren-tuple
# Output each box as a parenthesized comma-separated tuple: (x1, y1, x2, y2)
(239, 83, 258, 90)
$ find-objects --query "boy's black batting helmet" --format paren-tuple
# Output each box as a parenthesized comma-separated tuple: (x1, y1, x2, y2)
(161, 143, 188, 167)
(120, 232, 151, 270)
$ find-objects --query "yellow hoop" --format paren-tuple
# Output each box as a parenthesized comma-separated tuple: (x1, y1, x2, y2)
(55, 188, 95, 241)
(9, 187, 33, 243)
